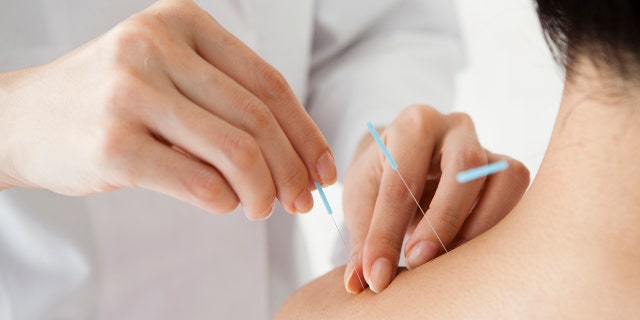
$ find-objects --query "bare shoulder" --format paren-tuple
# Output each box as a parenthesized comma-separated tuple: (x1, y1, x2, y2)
(275, 215, 560, 319)
(276, 266, 413, 319)
(276, 238, 506, 319)
(276, 208, 640, 319)
(276, 266, 364, 319)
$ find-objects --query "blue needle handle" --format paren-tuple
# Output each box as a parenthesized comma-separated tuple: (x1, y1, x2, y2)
(314, 182, 333, 214)
(456, 160, 509, 183)
(367, 122, 398, 170)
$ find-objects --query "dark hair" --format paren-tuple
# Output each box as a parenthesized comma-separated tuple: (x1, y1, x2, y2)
(536, 0, 640, 80)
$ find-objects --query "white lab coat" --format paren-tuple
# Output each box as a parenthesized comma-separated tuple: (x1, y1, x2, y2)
(0, 0, 462, 319)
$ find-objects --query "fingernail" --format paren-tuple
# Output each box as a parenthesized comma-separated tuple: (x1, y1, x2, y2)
(344, 260, 365, 294)
(316, 151, 336, 186)
(406, 241, 439, 270)
(294, 189, 313, 213)
(369, 257, 393, 293)
(262, 203, 275, 220)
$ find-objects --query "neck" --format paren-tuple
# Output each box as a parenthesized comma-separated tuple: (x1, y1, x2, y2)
(522, 64, 640, 249)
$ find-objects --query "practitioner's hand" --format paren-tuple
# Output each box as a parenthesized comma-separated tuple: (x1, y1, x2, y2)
(0, 0, 336, 220)
(343, 105, 530, 293)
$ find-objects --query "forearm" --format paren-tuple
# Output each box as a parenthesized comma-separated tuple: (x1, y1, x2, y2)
(0, 70, 24, 190)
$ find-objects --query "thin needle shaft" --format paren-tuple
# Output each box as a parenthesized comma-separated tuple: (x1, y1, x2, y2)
(330, 214, 366, 290)
(395, 170, 448, 253)
(367, 122, 448, 254)
(315, 182, 365, 290)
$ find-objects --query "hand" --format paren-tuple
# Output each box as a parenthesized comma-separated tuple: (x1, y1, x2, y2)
(342, 105, 530, 293)
(0, 0, 336, 220)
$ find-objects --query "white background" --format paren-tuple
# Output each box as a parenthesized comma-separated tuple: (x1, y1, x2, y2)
(300, 0, 564, 279)
(454, 0, 561, 174)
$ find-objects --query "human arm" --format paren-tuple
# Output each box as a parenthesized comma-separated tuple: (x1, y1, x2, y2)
(0, 0, 337, 220)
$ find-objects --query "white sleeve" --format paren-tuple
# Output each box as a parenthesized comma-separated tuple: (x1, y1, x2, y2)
(307, 0, 465, 177)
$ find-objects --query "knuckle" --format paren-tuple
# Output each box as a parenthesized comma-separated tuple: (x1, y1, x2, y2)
(397, 105, 442, 135)
(448, 112, 475, 128)
(98, 127, 127, 162)
(158, 0, 205, 22)
(404, 104, 439, 119)
(96, 128, 143, 180)
(278, 161, 309, 198)
(385, 181, 413, 204)
(218, 28, 244, 48)
(190, 171, 223, 201)
(190, 171, 239, 213)
(221, 130, 261, 170)
(236, 97, 275, 131)
(100, 73, 138, 113)
(430, 206, 462, 235)
(109, 16, 162, 61)
(455, 145, 487, 171)
(194, 73, 220, 90)
(253, 62, 291, 101)
(505, 159, 531, 190)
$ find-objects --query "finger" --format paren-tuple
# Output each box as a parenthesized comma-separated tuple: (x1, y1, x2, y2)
(451, 153, 530, 248)
(165, 45, 312, 214)
(342, 147, 380, 294)
(362, 109, 441, 293)
(404, 113, 487, 269)
(184, 9, 337, 186)
(142, 88, 276, 220)
(406, 179, 439, 237)
(117, 135, 241, 214)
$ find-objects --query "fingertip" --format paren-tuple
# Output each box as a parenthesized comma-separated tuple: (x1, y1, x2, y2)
(405, 241, 439, 270)
(245, 202, 275, 221)
(293, 188, 313, 214)
(246, 213, 260, 222)
(368, 257, 394, 293)
(344, 259, 367, 294)
(315, 151, 337, 187)
(262, 202, 275, 220)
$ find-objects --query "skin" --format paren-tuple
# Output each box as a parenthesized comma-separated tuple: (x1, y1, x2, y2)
(0, 0, 336, 220)
(0, 0, 528, 291)
(277, 60, 640, 319)
(343, 106, 529, 293)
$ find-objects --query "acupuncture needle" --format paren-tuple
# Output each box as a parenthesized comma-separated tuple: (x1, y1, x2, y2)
(314, 181, 366, 291)
(456, 160, 509, 183)
(366, 122, 513, 255)
(366, 122, 449, 253)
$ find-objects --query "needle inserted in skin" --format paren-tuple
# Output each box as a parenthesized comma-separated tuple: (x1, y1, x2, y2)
(366, 122, 514, 256)
(366, 122, 448, 253)
(315, 182, 366, 291)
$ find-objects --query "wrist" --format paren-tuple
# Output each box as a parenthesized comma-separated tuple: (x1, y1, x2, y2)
(0, 70, 23, 190)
